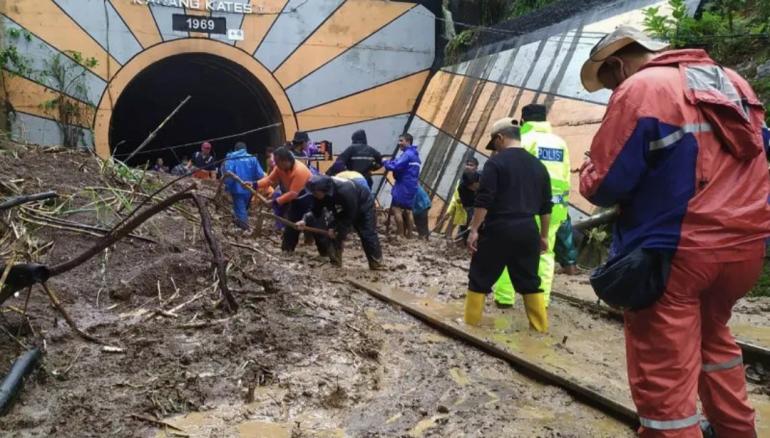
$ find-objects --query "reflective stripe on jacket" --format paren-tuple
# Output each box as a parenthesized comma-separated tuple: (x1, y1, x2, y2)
(580, 49, 770, 262)
(522, 121, 571, 205)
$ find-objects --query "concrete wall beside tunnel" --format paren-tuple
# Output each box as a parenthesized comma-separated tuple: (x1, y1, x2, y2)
(397, 0, 684, 221)
(1, 0, 435, 168)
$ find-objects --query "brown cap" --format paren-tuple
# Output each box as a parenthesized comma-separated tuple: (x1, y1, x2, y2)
(485, 117, 519, 151)
(580, 25, 669, 92)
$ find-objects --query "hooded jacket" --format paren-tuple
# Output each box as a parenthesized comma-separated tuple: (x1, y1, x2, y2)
(580, 49, 770, 262)
(222, 149, 265, 196)
(384, 145, 421, 208)
(306, 176, 374, 237)
(327, 129, 383, 187)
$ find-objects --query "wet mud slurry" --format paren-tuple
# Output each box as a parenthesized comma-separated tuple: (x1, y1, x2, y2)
(0, 146, 767, 437)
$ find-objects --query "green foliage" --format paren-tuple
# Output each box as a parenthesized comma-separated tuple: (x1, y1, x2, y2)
(444, 29, 479, 63)
(66, 50, 99, 69)
(749, 260, 770, 297)
(0, 29, 34, 78)
(507, 0, 558, 19)
(643, 0, 770, 120)
(643, 0, 769, 64)
(1, 31, 97, 148)
(38, 53, 95, 148)
(443, 0, 558, 61)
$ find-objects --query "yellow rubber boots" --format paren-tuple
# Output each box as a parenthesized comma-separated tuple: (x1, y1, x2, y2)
(464, 291, 485, 325)
(523, 293, 548, 332)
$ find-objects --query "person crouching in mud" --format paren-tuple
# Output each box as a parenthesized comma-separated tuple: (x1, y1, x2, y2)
(297, 175, 384, 270)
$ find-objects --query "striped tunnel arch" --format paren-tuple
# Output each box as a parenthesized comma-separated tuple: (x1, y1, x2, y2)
(1, 0, 436, 161)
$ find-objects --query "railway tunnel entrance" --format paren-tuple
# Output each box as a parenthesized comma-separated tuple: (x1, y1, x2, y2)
(108, 53, 284, 168)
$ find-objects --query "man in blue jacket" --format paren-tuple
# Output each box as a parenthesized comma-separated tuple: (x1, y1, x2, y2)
(384, 133, 421, 239)
(222, 142, 265, 230)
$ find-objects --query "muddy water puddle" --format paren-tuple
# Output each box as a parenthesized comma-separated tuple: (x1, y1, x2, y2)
(155, 278, 633, 437)
(554, 275, 770, 348)
(356, 276, 770, 437)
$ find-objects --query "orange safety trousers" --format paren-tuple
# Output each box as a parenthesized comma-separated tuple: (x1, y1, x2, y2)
(624, 252, 762, 438)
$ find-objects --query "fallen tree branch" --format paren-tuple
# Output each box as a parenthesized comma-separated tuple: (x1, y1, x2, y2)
(49, 186, 195, 277)
(128, 413, 188, 434)
(3, 185, 238, 313)
(41, 283, 103, 345)
(190, 194, 238, 312)
(19, 209, 156, 243)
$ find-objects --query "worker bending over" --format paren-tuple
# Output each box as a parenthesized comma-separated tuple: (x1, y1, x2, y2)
(299, 175, 384, 270)
(465, 118, 552, 332)
(580, 26, 770, 437)
(494, 104, 571, 307)
(256, 147, 324, 253)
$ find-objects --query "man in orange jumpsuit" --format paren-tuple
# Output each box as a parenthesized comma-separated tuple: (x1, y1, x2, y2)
(580, 26, 770, 437)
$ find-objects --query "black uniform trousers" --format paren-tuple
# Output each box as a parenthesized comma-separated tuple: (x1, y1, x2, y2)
(468, 217, 541, 294)
(282, 194, 325, 253)
(308, 207, 382, 263)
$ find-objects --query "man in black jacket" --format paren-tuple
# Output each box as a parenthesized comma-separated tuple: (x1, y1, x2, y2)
(465, 117, 552, 333)
(298, 175, 384, 270)
(326, 130, 383, 188)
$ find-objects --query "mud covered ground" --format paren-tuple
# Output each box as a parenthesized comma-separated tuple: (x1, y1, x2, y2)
(0, 145, 765, 437)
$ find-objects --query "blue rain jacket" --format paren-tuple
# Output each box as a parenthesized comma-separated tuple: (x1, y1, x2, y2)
(413, 185, 431, 215)
(384, 145, 421, 208)
(223, 149, 265, 196)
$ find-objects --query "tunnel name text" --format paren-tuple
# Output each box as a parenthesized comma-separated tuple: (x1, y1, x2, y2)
(132, 0, 256, 14)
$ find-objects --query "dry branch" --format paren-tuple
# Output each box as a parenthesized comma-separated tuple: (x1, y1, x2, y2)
(190, 194, 238, 312)
(41, 283, 103, 345)
(48, 186, 196, 277)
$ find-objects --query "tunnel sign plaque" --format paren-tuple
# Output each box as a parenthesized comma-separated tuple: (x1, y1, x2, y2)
(173, 14, 226, 34)
(133, 0, 257, 14)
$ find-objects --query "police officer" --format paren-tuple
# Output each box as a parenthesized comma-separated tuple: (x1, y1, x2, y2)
(494, 104, 570, 307)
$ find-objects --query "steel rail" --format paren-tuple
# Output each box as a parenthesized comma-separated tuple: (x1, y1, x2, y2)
(348, 279, 639, 429)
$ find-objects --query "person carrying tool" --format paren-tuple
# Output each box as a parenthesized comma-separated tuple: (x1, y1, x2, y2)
(298, 175, 384, 270)
(192, 142, 217, 179)
(222, 142, 265, 230)
(256, 146, 318, 252)
(383, 133, 421, 239)
(464, 118, 552, 332)
(493, 104, 571, 308)
(579, 26, 770, 438)
(327, 129, 383, 189)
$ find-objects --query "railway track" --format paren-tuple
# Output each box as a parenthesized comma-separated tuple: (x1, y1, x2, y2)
(348, 278, 770, 434)
(434, 257, 770, 368)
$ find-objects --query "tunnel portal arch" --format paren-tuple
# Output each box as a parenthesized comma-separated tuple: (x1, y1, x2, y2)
(93, 39, 298, 165)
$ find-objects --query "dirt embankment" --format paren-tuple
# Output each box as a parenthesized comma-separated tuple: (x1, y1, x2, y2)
(0, 144, 731, 437)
